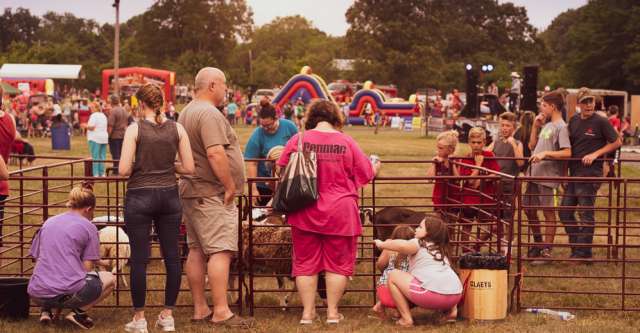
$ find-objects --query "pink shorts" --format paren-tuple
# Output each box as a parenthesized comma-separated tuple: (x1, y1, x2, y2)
(291, 227, 358, 277)
(376, 285, 396, 308)
(408, 278, 462, 310)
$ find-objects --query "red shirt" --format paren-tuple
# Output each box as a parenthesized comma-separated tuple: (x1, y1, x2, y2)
(431, 161, 459, 207)
(608, 116, 621, 132)
(78, 108, 91, 124)
(277, 131, 374, 236)
(458, 150, 500, 205)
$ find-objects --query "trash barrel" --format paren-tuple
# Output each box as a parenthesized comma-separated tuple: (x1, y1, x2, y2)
(458, 253, 508, 320)
(51, 123, 71, 150)
(0, 277, 30, 320)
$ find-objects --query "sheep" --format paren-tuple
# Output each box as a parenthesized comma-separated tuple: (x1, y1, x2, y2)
(238, 214, 294, 310)
(235, 214, 329, 310)
(92, 216, 130, 288)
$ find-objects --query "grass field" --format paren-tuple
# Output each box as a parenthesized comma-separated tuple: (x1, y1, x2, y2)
(2, 124, 640, 332)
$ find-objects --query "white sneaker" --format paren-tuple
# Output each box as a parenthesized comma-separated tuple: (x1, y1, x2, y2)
(155, 314, 176, 332)
(124, 318, 148, 333)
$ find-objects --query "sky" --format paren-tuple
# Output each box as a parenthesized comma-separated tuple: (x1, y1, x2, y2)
(3, 0, 587, 36)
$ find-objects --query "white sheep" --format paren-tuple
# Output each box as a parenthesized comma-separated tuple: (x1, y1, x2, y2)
(93, 216, 130, 288)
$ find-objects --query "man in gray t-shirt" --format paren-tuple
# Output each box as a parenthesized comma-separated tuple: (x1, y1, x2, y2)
(524, 91, 571, 261)
(107, 95, 128, 173)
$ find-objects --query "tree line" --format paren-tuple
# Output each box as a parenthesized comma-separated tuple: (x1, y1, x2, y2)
(0, 0, 638, 97)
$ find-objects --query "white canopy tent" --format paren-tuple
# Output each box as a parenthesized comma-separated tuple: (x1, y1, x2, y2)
(0, 64, 83, 79)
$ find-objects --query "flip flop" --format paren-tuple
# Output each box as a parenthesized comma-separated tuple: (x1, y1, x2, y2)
(299, 314, 319, 325)
(326, 313, 344, 324)
(367, 309, 387, 320)
(395, 318, 414, 328)
(211, 314, 255, 329)
(190, 312, 213, 323)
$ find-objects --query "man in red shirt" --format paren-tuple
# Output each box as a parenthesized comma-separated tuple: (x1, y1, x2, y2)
(454, 127, 500, 252)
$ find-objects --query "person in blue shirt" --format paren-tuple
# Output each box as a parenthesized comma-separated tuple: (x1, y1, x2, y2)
(244, 103, 298, 205)
(226, 102, 238, 125)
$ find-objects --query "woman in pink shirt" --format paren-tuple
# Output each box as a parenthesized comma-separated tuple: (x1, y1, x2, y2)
(278, 100, 380, 325)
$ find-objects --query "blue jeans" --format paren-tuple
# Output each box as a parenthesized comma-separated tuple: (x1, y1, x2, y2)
(559, 182, 599, 257)
(124, 186, 182, 310)
(108, 138, 123, 174)
(34, 273, 102, 310)
(88, 140, 107, 176)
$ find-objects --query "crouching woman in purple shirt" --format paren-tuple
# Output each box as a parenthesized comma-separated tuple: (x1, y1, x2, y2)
(28, 187, 115, 329)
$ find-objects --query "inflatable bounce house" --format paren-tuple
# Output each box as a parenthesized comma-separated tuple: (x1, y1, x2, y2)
(272, 66, 335, 110)
(272, 68, 420, 126)
(347, 81, 419, 125)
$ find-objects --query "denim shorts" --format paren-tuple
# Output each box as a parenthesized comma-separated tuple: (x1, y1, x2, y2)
(34, 273, 102, 309)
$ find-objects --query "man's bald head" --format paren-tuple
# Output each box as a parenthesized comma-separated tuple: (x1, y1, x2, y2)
(195, 67, 225, 91)
(193, 67, 227, 106)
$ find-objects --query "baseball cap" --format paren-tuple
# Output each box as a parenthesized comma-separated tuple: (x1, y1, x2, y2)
(577, 87, 594, 103)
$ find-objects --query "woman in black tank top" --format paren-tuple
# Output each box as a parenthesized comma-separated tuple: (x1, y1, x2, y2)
(119, 84, 194, 332)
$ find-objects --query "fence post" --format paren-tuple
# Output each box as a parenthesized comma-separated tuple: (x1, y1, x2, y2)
(237, 195, 244, 315)
(42, 166, 49, 221)
(19, 171, 24, 276)
(496, 178, 504, 254)
(84, 159, 93, 178)
(514, 178, 523, 313)
(248, 181, 255, 317)
(607, 179, 613, 260)
(621, 180, 627, 311)
(614, 176, 621, 259)
(371, 177, 377, 307)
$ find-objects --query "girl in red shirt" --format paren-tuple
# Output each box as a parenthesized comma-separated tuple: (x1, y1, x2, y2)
(426, 131, 459, 211)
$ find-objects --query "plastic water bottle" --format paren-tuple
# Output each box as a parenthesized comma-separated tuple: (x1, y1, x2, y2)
(370, 154, 380, 166)
(525, 308, 576, 321)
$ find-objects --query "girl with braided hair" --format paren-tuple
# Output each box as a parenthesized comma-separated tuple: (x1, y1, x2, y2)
(374, 213, 462, 327)
(119, 83, 194, 332)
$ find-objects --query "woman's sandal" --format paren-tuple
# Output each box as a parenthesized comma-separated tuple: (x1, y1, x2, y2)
(190, 312, 213, 323)
(367, 309, 387, 320)
(326, 313, 345, 324)
(299, 314, 319, 325)
(211, 314, 255, 329)
(442, 307, 458, 324)
(395, 318, 414, 328)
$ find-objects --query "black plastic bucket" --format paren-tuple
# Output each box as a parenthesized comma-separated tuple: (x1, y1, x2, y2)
(459, 252, 509, 270)
(0, 277, 30, 320)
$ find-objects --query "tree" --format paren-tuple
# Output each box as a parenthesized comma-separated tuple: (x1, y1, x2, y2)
(235, 15, 344, 88)
(541, 0, 640, 93)
(345, 0, 543, 95)
(129, 0, 253, 77)
(0, 7, 40, 52)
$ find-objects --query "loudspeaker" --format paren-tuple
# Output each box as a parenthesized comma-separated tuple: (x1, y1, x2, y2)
(462, 69, 478, 118)
(521, 65, 538, 112)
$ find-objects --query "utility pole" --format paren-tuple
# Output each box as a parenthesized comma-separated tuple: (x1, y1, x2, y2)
(113, 0, 121, 96)
(248, 49, 253, 84)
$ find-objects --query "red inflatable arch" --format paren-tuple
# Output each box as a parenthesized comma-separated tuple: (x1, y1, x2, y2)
(101, 67, 175, 102)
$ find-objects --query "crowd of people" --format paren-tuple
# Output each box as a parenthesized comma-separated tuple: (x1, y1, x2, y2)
(17, 66, 471, 330)
(0, 70, 630, 330)
(428, 87, 622, 261)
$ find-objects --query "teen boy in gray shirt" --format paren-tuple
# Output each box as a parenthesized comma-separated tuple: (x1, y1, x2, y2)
(525, 91, 571, 262)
